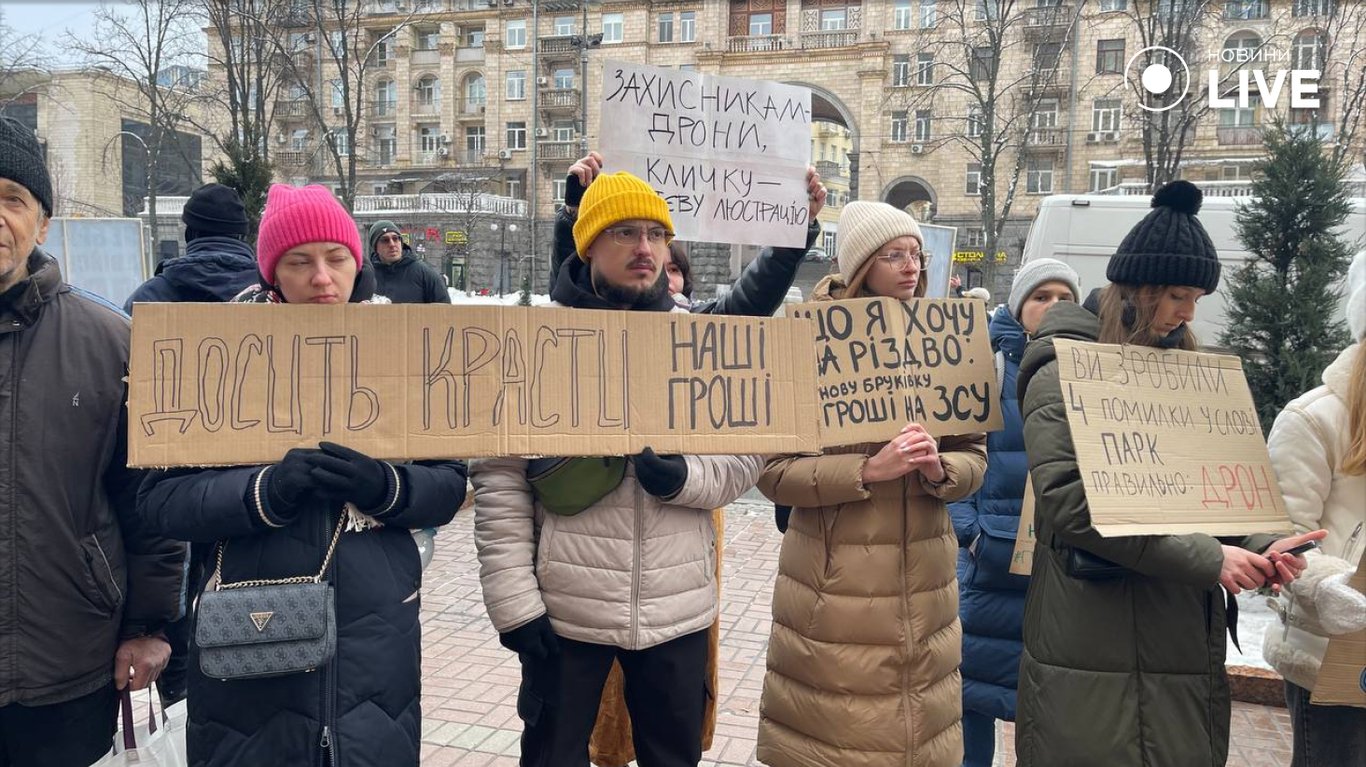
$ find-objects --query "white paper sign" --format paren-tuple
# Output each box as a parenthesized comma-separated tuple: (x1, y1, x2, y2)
(598, 60, 813, 248)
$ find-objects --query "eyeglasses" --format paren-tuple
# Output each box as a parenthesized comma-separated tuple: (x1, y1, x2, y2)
(876, 250, 922, 268)
(601, 225, 674, 247)
(377, 234, 403, 245)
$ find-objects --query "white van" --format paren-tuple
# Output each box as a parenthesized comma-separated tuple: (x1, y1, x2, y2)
(1021, 194, 1366, 342)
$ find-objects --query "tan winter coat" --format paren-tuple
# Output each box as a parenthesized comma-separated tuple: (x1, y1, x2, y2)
(756, 275, 988, 767)
(1264, 343, 1366, 689)
(473, 454, 761, 649)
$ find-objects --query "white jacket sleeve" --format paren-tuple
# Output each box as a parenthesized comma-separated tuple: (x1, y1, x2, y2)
(1267, 405, 1333, 536)
(671, 454, 763, 511)
(471, 456, 546, 633)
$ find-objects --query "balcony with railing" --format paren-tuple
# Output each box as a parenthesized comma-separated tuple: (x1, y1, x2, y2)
(370, 99, 398, 118)
(801, 30, 858, 49)
(1024, 4, 1073, 32)
(814, 160, 847, 184)
(1025, 128, 1066, 148)
(539, 87, 579, 110)
(538, 140, 577, 161)
(539, 35, 578, 56)
(455, 45, 485, 62)
(727, 35, 785, 53)
(412, 147, 448, 166)
(352, 192, 528, 218)
(412, 47, 441, 66)
(276, 149, 313, 168)
(274, 99, 310, 118)
(412, 99, 441, 117)
(1216, 125, 1261, 145)
(458, 99, 487, 117)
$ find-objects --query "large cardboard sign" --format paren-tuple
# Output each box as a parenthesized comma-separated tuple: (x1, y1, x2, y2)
(1055, 339, 1292, 537)
(1312, 553, 1366, 708)
(1010, 475, 1037, 576)
(787, 297, 1001, 447)
(128, 304, 820, 467)
(598, 60, 812, 249)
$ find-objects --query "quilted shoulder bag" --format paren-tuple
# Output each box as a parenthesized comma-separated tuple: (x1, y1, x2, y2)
(195, 512, 346, 680)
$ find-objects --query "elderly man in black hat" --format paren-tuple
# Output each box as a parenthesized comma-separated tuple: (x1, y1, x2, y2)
(123, 182, 260, 312)
(0, 117, 186, 764)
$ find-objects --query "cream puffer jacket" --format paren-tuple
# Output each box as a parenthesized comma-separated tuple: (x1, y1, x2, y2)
(473, 453, 761, 649)
(1264, 343, 1366, 690)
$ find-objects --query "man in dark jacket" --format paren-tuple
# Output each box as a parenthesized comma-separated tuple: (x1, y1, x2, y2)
(0, 116, 186, 766)
(123, 183, 260, 313)
(367, 220, 450, 303)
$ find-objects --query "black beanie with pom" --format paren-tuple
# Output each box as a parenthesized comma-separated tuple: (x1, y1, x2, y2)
(1106, 180, 1221, 293)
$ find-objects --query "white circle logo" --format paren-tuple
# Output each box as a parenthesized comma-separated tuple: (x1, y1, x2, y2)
(1127, 46, 1190, 113)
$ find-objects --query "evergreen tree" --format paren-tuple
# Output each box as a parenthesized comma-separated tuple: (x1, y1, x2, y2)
(1220, 119, 1354, 433)
(209, 139, 273, 246)
(518, 273, 532, 306)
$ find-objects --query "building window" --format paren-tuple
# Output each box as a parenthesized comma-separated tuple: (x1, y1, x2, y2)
(970, 47, 995, 82)
(1035, 42, 1062, 71)
(966, 163, 983, 196)
(893, 0, 912, 30)
(554, 16, 575, 35)
(464, 27, 484, 47)
(330, 80, 344, 109)
(679, 63, 697, 72)
(1092, 99, 1122, 132)
(1219, 104, 1257, 128)
(416, 75, 440, 110)
(417, 124, 441, 153)
(329, 129, 349, 156)
(820, 9, 847, 30)
(822, 229, 837, 253)
(506, 121, 526, 150)
(749, 13, 773, 36)
(373, 79, 395, 116)
(914, 110, 932, 142)
(466, 125, 485, 154)
(554, 68, 574, 89)
(553, 120, 574, 142)
(602, 12, 624, 43)
(890, 111, 909, 143)
(506, 177, 522, 199)
(1032, 99, 1058, 129)
(967, 107, 984, 138)
(658, 12, 674, 42)
(506, 70, 526, 100)
(916, 53, 935, 85)
(1224, 0, 1268, 19)
(680, 11, 696, 42)
(465, 73, 486, 111)
(374, 125, 396, 165)
(1293, 30, 1325, 70)
(1293, 0, 1334, 17)
(892, 55, 911, 87)
(1097, 39, 1124, 74)
(288, 80, 307, 100)
(1099, 0, 1127, 9)
(414, 27, 439, 51)
(290, 128, 309, 151)
(976, 0, 1001, 21)
(552, 178, 567, 206)
(920, 0, 938, 28)
(963, 227, 986, 247)
(374, 37, 391, 65)
(1027, 158, 1054, 194)
(1090, 167, 1118, 192)
(506, 19, 526, 49)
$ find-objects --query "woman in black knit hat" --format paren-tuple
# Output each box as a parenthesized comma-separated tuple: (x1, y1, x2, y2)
(1010, 181, 1327, 766)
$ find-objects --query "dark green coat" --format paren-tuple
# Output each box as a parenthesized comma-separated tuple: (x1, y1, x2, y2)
(1013, 301, 1276, 767)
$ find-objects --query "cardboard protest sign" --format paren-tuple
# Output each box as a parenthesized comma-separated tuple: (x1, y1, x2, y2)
(598, 60, 812, 248)
(788, 297, 1001, 447)
(128, 304, 820, 467)
(1312, 553, 1366, 708)
(1055, 339, 1292, 537)
(1010, 475, 1037, 576)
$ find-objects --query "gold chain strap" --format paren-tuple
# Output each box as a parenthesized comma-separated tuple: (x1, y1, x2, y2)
(213, 506, 350, 592)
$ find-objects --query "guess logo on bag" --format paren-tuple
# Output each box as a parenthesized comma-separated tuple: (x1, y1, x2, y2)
(250, 611, 274, 633)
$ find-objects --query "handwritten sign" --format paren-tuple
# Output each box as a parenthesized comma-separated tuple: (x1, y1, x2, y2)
(1055, 339, 1292, 537)
(1010, 475, 1037, 576)
(598, 60, 812, 248)
(128, 304, 820, 467)
(788, 297, 1001, 447)
(1312, 552, 1366, 707)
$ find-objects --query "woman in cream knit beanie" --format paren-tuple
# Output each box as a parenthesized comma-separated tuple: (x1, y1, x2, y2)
(835, 201, 926, 297)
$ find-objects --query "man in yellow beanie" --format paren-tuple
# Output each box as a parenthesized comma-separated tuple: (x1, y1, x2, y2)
(470, 169, 764, 766)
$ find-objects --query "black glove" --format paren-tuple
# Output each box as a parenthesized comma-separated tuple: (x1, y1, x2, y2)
(564, 171, 589, 208)
(775, 505, 792, 534)
(499, 615, 559, 660)
(264, 448, 323, 522)
(633, 447, 687, 500)
(308, 441, 392, 511)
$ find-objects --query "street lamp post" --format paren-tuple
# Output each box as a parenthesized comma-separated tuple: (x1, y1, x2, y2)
(490, 221, 518, 296)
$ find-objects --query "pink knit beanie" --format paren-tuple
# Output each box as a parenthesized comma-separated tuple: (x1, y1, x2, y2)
(255, 184, 363, 284)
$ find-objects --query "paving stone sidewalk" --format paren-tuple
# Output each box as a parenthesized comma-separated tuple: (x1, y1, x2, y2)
(417, 503, 1296, 767)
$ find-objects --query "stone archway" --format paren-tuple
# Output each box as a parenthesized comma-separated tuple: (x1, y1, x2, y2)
(881, 176, 937, 221)
(785, 81, 861, 201)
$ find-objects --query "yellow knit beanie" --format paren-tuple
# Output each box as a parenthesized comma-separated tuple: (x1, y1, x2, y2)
(572, 172, 675, 260)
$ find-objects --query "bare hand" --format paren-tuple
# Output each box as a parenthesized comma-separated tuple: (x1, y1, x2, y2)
(950, 275, 962, 290)
(114, 635, 171, 691)
(1219, 545, 1274, 595)
(863, 423, 944, 484)
(806, 166, 827, 220)
(569, 150, 604, 188)
(1264, 529, 1329, 591)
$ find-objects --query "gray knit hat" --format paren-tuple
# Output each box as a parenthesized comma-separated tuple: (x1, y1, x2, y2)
(1009, 258, 1081, 319)
(1107, 180, 1220, 293)
(1348, 249, 1365, 342)
(0, 116, 53, 217)
(836, 201, 923, 284)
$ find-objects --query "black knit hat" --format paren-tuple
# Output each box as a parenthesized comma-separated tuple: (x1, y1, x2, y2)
(0, 116, 53, 217)
(182, 183, 248, 238)
(1106, 180, 1220, 293)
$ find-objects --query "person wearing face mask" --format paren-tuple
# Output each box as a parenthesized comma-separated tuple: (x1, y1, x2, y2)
(755, 201, 989, 767)
(1012, 181, 1327, 767)
(136, 184, 467, 767)
(948, 259, 1079, 767)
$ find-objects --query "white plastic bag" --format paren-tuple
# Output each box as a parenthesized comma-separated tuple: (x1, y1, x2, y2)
(91, 690, 188, 767)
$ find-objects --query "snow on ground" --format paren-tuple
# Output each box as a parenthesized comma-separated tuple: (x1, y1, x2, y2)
(448, 289, 553, 305)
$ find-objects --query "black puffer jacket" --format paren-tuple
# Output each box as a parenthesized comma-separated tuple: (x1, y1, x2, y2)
(369, 246, 449, 304)
(547, 207, 819, 316)
(0, 250, 186, 707)
(122, 237, 260, 313)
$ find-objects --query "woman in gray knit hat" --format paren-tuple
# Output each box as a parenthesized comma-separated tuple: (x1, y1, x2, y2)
(1012, 181, 1327, 767)
(755, 201, 988, 767)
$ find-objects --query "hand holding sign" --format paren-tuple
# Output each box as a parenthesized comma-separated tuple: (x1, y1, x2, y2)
(566, 151, 604, 210)
(806, 166, 826, 222)
(863, 423, 943, 484)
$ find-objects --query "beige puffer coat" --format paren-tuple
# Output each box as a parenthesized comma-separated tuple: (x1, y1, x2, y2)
(473, 453, 761, 649)
(755, 275, 988, 767)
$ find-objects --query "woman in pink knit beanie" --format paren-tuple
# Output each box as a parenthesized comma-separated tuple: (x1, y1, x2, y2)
(239, 183, 371, 304)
